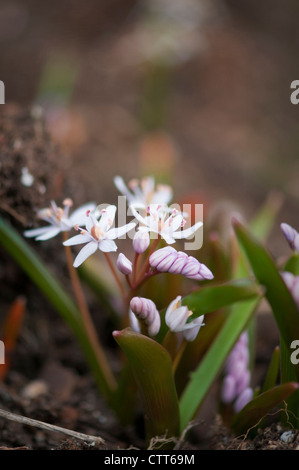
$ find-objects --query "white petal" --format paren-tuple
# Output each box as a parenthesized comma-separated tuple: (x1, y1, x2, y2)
(35, 227, 61, 241)
(114, 176, 133, 201)
(173, 221, 203, 239)
(68, 202, 96, 225)
(24, 226, 55, 238)
(166, 213, 184, 232)
(106, 222, 136, 240)
(165, 296, 182, 325)
(130, 207, 148, 226)
(160, 230, 176, 244)
(98, 205, 117, 231)
(99, 239, 118, 252)
(73, 241, 98, 267)
(63, 233, 93, 246)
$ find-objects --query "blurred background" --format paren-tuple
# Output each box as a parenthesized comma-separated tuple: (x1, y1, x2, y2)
(0, 0, 299, 253)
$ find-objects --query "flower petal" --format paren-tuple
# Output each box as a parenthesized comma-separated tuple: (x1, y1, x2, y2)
(106, 222, 136, 239)
(35, 227, 61, 241)
(24, 226, 55, 238)
(99, 239, 118, 252)
(73, 241, 98, 267)
(63, 233, 93, 246)
(68, 202, 97, 226)
(98, 205, 117, 231)
(173, 221, 203, 239)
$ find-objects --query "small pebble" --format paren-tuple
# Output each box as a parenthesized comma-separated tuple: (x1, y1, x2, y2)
(280, 431, 294, 443)
(21, 167, 34, 187)
(21, 380, 48, 399)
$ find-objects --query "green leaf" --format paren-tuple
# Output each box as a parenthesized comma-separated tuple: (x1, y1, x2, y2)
(232, 382, 299, 436)
(179, 296, 261, 433)
(262, 346, 280, 393)
(0, 217, 116, 404)
(233, 219, 299, 363)
(249, 191, 284, 242)
(183, 279, 262, 321)
(284, 253, 299, 276)
(113, 328, 180, 445)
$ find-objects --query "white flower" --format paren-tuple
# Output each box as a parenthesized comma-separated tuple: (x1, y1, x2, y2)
(131, 204, 203, 245)
(24, 199, 96, 241)
(114, 175, 172, 209)
(165, 295, 204, 342)
(63, 205, 136, 267)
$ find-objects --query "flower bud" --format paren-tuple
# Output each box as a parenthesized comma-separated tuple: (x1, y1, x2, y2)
(116, 253, 133, 275)
(130, 297, 161, 337)
(233, 387, 253, 413)
(133, 230, 150, 254)
(149, 246, 214, 281)
(149, 246, 177, 269)
(221, 375, 237, 404)
(281, 222, 299, 252)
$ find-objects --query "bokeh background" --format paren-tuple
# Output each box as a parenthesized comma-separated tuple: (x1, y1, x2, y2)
(1, 0, 299, 252)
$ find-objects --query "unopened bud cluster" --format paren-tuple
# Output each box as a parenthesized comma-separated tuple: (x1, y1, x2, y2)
(220, 331, 253, 413)
(149, 246, 214, 281)
(130, 297, 161, 337)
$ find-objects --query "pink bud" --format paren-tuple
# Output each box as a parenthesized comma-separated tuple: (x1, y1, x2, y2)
(168, 251, 188, 274)
(133, 231, 150, 254)
(181, 257, 200, 277)
(233, 387, 253, 413)
(130, 297, 160, 337)
(235, 369, 251, 395)
(116, 253, 133, 275)
(149, 246, 177, 268)
(281, 223, 298, 250)
(221, 375, 237, 404)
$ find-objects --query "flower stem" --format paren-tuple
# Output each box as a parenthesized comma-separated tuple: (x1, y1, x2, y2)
(103, 252, 127, 301)
(135, 236, 160, 286)
(62, 232, 117, 392)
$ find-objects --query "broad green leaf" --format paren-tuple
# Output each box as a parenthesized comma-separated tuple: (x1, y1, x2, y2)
(179, 296, 261, 432)
(233, 220, 299, 362)
(183, 279, 262, 320)
(232, 382, 299, 436)
(0, 217, 116, 404)
(113, 328, 180, 445)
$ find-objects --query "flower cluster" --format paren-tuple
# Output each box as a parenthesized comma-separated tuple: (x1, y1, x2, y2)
(220, 331, 253, 413)
(130, 297, 161, 337)
(24, 175, 213, 343)
(149, 246, 213, 281)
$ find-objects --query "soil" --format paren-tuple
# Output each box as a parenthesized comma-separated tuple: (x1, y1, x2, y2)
(0, 0, 299, 451)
